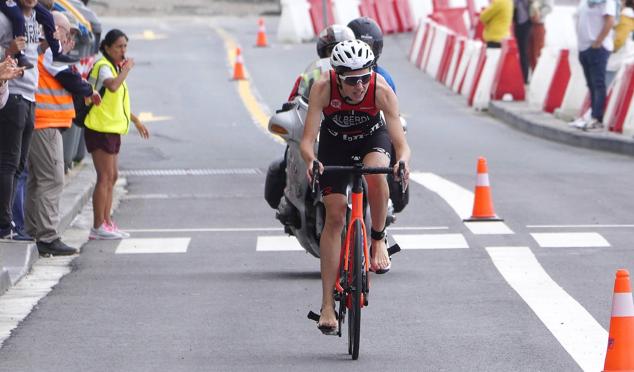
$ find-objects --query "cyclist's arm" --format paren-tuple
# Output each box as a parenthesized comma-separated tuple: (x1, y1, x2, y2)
(376, 76, 411, 165)
(300, 77, 329, 166)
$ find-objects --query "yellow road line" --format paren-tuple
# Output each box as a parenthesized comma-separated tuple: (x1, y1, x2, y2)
(214, 27, 282, 143)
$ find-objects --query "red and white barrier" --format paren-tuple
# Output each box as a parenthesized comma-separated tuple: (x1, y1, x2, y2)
(426, 25, 450, 77)
(556, 50, 587, 118)
(394, 0, 415, 32)
(490, 38, 525, 102)
(542, 49, 571, 113)
(528, 46, 559, 108)
(452, 39, 481, 93)
(277, 0, 315, 43)
(407, 0, 434, 23)
(308, 0, 335, 35)
(444, 36, 466, 87)
(418, 21, 437, 70)
(332, 0, 361, 25)
(604, 63, 634, 133)
(372, 0, 399, 34)
(472, 47, 501, 109)
(460, 41, 485, 97)
(408, 18, 427, 64)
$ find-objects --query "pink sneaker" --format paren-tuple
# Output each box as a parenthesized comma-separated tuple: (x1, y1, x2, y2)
(106, 221, 130, 238)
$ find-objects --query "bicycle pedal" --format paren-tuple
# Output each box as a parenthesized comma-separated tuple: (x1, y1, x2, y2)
(388, 243, 401, 256)
(307, 311, 320, 322)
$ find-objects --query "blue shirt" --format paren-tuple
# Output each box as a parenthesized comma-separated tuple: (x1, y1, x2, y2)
(375, 65, 396, 93)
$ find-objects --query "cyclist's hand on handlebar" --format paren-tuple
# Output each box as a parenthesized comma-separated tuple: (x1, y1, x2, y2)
(306, 159, 324, 184)
(394, 160, 410, 190)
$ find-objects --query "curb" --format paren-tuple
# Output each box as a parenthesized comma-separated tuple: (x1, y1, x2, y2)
(489, 100, 634, 157)
(0, 162, 95, 296)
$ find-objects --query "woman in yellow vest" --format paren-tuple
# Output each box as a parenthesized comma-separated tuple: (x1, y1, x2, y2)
(84, 29, 149, 240)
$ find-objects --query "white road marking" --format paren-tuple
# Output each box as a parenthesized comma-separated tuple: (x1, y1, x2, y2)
(118, 168, 261, 177)
(126, 227, 284, 233)
(115, 238, 191, 254)
(137, 112, 172, 123)
(486, 246, 607, 372)
(528, 224, 634, 229)
(409, 172, 473, 220)
(465, 221, 514, 235)
(122, 226, 449, 233)
(410, 172, 514, 235)
(0, 256, 73, 347)
(392, 234, 469, 250)
(256, 236, 303, 251)
(531, 233, 610, 248)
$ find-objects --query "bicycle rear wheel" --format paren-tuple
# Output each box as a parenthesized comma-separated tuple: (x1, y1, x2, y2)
(347, 220, 363, 360)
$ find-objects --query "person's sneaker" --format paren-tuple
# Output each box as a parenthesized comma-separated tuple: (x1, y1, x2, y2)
(106, 221, 130, 238)
(37, 239, 76, 256)
(582, 119, 605, 132)
(52, 54, 80, 66)
(89, 224, 122, 240)
(568, 117, 589, 128)
(15, 53, 34, 69)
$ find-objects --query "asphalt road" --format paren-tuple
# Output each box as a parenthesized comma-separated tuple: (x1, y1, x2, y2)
(0, 15, 633, 372)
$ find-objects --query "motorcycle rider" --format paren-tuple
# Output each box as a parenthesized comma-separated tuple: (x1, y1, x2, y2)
(300, 40, 410, 334)
(347, 16, 396, 93)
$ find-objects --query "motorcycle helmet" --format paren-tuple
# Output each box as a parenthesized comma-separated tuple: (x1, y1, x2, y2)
(330, 39, 375, 74)
(316, 24, 356, 59)
(347, 17, 383, 64)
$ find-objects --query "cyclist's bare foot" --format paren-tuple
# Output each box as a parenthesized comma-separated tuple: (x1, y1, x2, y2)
(371, 238, 390, 272)
(317, 305, 337, 334)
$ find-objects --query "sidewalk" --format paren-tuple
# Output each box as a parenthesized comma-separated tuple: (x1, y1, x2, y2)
(0, 162, 95, 296)
(489, 100, 634, 157)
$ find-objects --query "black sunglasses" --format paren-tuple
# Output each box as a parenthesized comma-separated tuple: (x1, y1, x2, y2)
(339, 72, 372, 86)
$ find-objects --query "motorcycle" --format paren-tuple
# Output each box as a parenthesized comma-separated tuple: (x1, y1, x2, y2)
(264, 65, 409, 258)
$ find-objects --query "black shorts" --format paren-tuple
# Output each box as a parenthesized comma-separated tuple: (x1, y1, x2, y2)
(317, 129, 391, 196)
(84, 127, 121, 155)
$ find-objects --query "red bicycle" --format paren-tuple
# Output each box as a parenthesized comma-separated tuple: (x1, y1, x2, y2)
(308, 161, 404, 360)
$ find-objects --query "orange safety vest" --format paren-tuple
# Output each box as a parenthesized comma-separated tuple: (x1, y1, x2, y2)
(34, 54, 75, 129)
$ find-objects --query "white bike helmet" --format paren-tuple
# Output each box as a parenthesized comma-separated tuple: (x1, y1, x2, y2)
(330, 39, 375, 74)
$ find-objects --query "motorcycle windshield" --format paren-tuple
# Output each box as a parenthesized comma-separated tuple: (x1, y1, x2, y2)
(298, 58, 331, 102)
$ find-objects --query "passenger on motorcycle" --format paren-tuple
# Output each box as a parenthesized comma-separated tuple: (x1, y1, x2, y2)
(347, 16, 397, 93)
(300, 40, 411, 332)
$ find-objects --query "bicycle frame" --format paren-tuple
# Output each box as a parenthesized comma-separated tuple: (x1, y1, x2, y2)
(307, 161, 404, 360)
(335, 173, 369, 304)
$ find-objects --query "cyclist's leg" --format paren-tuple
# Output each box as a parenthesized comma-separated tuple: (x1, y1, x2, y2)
(318, 193, 347, 329)
(362, 133, 391, 271)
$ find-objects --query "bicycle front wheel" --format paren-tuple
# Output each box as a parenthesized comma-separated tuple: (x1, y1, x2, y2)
(348, 220, 363, 360)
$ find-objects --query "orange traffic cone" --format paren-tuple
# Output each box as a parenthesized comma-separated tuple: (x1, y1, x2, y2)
(233, 47, 246, 80)
(603, 269, 634, 372)
(256, 18, 268, 47)
(464, 157, 502, 221)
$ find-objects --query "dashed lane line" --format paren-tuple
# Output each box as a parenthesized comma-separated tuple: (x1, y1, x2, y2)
(530, 232, 611, 248)
(257, 233, 469, 251)
(463, 221, 514, 235)
(528, 224, 634, 229)
(392, 234, 469, 250)
(486, 246, 607, 371)
(115, 238, 191, 254)
(122, 226, 450, 233)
